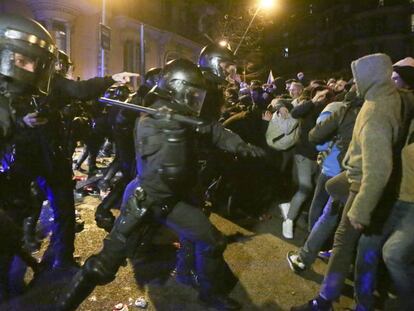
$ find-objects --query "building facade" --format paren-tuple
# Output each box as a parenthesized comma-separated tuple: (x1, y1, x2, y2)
(267, 0, 414, 79)
(0, 0, 215, 85)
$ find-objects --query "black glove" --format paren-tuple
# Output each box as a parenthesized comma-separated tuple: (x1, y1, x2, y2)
(236, 143, 266, 158)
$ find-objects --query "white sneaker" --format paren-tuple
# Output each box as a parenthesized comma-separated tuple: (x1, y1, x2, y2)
(282, 219, 293, 239)
(286, 251, 306, 272)
(279, 202, 290, 220)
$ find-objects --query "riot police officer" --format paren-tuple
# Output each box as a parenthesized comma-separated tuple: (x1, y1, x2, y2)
(174, 43, 237, 287)
(58, 58, 265, 311)
(0, 13, 59, 300)
(198, 43, 236, 120)
(0, 14, 139, 273)
(95, 67, 163, 231)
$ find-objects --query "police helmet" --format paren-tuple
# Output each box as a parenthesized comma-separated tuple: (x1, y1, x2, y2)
(198, 44, 235, 83)
(104, 84, 131, 101)
(158, 58, 207, 116)
(56, 50, 73, 77)
(144, 67, 161, 89)
(0, 14, 58, 95)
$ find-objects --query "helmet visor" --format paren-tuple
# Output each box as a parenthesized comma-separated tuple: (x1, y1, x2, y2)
(0, 48, 55, 95)
(184, 85, 206, 116)
(13, 52, 37, 72)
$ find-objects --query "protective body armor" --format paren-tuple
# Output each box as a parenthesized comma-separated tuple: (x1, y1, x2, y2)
(135, 96, 197, 200)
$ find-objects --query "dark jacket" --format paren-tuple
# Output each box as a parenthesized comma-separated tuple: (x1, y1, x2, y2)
(135, 97, 246, 201)
(291, 100, 326, 160)
(49, 74, 115, 106)
(0, 76, 115, 182)
(223, 107, 269, 149)
(309, 94, 363, 165)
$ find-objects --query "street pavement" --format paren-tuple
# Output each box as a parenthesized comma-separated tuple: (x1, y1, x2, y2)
(2, 184, 394, 310)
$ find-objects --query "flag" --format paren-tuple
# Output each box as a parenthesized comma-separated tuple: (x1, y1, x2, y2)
(266, 70, 274, 85)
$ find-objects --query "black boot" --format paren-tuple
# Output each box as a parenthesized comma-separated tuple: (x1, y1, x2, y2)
(95, 209, 115, 232)
(175, 239, 198, 288)
(56, 269, 96, 311)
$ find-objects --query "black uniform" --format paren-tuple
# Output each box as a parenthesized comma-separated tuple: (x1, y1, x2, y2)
(0, 74, 115, 268)
(57, 90, 263, 310)
(41, 75, 115, 264)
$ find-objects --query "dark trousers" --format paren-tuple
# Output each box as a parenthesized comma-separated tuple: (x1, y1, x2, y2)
(121, 178, 230, 295)
(308, 173, 332, 231)
(320, 191, 383, 311)
(39, 176, 76, 264)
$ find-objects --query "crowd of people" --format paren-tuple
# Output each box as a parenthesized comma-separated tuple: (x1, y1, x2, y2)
(215, 54, 414, 311)
(0, 13, 413, 311)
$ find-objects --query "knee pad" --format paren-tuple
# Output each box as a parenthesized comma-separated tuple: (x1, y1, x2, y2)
(83, 255, 119, 285)
(116, 189, 149, 238)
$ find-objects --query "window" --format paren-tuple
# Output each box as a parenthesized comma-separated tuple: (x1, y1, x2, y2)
(52, 20, 67, 52)
(309, 4, 313, 15)
(124, 40, 139, 73)
(378, 0, 384, 6)
(283, 47, 289, 58)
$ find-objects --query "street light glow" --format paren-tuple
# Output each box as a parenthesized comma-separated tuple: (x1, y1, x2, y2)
(219, 40, 228, 47)
(260, 0, 275, 9)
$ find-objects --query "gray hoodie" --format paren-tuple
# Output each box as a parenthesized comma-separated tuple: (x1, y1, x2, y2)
(343, 53, 401, 226)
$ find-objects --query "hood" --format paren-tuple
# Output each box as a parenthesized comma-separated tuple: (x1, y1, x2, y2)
(351, 53, 395, 101)
(393, 57, 414, 89)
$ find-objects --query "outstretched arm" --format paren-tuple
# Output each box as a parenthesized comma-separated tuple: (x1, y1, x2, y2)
(200, 121, 265, 157)
(52, 72, 139, 101)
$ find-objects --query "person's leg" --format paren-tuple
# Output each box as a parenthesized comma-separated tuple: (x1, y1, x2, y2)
(287, 155, 316, 221)
(281, 149, 294, 175)
(58, 184, 148, 311)
(37, 172, 75, 268)
(308, 173, 331, 231)
(95, 178, 129, 232)
(319, 191, 362, 302)
(354, 233, 383, 311)
(175, 237, 197, 286)
(325, 171, 349, 205)
(299, 197, 342, 267)
(0, 254, 13, 302)
(382, 201, 414, 311)
(162, 201, 239, 305)
(44, 181, 76, 267)
(74, 145, 89, 169)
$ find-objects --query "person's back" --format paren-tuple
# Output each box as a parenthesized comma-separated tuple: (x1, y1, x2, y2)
(344, 53, 402, 225)
(291, 53, 404, 311)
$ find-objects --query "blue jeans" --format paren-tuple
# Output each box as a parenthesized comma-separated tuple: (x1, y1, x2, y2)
(382, 201, 414, 311)
(308, 173, 332, 231)
(299, 196, 340, 266)
(299, 172, 349, 266)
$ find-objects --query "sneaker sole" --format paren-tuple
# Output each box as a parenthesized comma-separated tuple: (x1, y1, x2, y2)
(286, 252, 305, 273)
(282, 233, 294, 239)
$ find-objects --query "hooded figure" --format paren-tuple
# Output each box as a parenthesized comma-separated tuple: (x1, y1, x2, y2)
(343, 53, 401, 226)
(393, 57, 414, 90)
